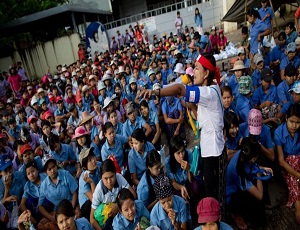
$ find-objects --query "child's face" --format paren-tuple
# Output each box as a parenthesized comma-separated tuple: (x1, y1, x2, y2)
(109, 112, 118, 125)
(256, 61, 264, 71)
(239, 53, 245, 61)
(101, 171, 116, 190)
(26, 166, 38, 182)
(130, 83, 137, 91)
(292, 91, 300, 104)
(242, 33, 247, 40)
(235, 70, 243, 80)
(23, 151, 34, 164)
(288, 52, 296, 61)
(228, 124, 239, 138)
(261, 80, 270, 90)
(285, 26, 292, 35)
(285, 75, 296, 86)
(222, 91, 233, 109)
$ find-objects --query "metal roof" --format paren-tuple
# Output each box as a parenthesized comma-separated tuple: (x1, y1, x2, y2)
(0, 4, 112, 36)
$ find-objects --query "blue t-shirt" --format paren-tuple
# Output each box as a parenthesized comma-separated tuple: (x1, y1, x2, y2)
(194, 222, 233, 230)
(75, 217, 93, 230)
(250, 19, 268, 55)
(277, 80, 293, 106)
(252, 84, 278, 106)
(22, 173, 47, 199)
(137, 171, 155, 208)
(258, 6, 273, 29)
(235, 94, 254, 123)
(122, 116, 146, 138)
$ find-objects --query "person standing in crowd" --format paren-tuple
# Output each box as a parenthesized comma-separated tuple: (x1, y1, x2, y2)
(110, 36, 119, 54)
(259, 0, 273, 30)
(16, 61, 28, 81)
(194, 8, 203, 35)
(175, 11, 183, 38)
(78, 44, 85, 62)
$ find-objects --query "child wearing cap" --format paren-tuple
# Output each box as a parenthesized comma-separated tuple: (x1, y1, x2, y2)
(239, 109, 274, 161)
(235, 76, 254, 123)
(278, 81, 300, 118)
(226, 137, 272, 229)
(228, 60, 249, 98)
(161, 59, 173, 85)
(280, 42, 300, 80)
(237, 47, 250, 69)
(90, 159, 135, 230)
(277, 63, 297, 105)
(54, 96, 71, 126)
(274, 104, 300, 222)
(19, 160, 47, 225)
(251, 53, 265, 90)
(150, 174, 188, 230)
(8, 117, 21, 140)
(82, 86, 95, 111)
(98, 81, 107, 107)
(127, 77, 138, 102)
(78, 147, 101, 220)
(18, 143, 43, 176)
(195, 197, 233, 230)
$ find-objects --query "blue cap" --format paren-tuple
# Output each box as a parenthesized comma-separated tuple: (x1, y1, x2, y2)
(0, 155, 12, 171)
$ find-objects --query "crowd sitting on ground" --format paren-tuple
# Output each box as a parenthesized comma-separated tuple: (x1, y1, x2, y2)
(1, 3, 300, 230)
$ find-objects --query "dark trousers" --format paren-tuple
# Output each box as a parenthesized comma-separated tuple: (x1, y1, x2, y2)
(202, 155, 220, 199)
(81, 200, 92, 221)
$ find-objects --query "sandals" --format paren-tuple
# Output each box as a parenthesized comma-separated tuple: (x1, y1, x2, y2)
(231, 213, 248, 229)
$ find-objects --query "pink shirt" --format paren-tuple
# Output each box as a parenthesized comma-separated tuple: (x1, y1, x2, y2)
(8, 74, 22, 91)
(209, 35, 218, 47)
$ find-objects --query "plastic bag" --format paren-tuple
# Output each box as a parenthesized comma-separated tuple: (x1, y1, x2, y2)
(159, 145, 166, 165)
(108, 155, 121, 174)
(94, 203, 112, 227)
(190, 145, 201, 176)
(7, 201, 18, 229)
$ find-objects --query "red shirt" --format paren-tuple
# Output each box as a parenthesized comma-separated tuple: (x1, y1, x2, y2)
(78, 48, 85, 61)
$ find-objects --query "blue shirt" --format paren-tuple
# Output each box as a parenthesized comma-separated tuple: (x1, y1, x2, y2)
(161, 68, 172, 85)
(0, 171, 25, 205)
(49, 143, 77, 175)
(252, 84, 278, 106)
(91, 173, 129, 209)
(128, 142, 155, 180)
(38, 169, 78, 210)
(227, 74, 239, 98)
(251, 69, 261, 89)
(280, 55, 300, 71)
(194, 13, 203, 27)
(281, 101, 294, 115)
(286, 31, 298, 44)
(114, 122, 123, 135)
(250, 19, 268, 55)
(142, 111, 159, 127)
(161, 97, 182, 115)
(78, 162, 101, 208)
(239, 122, 273, 149)
(165, 150, 193, 185)
(8, 125, 21, 140)
(112, 200, 150, 230)
(274, 122, 300, 158)
(194, 222, 233, 230)
(150, 195, 187, 230)
(277, 80, 293, 105)
(101, 135, 128, 167)
(122, 116, 146, 138)
(22, 173, 47, 199)
(75, 217, 93, 230)
(271, 45, 286, 62)
(235, 94, 254, 123)
(137, 171, 155, 208)
(226, 151, 253, 204)
(259, 6, 273, 29)
(244, 58, 251, 68)
(264, 52, 272, 67)
(226, 130, 242, 151)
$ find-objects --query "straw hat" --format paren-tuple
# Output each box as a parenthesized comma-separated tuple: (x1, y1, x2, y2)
(82, 85, 90, 93)
(229, 60, 247, 72)
(79, 111, 95, 126)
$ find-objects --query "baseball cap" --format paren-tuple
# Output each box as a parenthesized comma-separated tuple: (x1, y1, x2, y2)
(43, 111, 53, 120)
(0, 155, 12, 171)
(55, 96, 63, 103)
(248, 109, 262, 135)
(253, 53, 264, 65)
(285, 63, 297, 77)
(197, 197, 220, 224)
(79, 147, 94, 166)
(167, 74, 176, 83)
(238, 47, 245, 55)
(287, 42, 296, 53)
(31, 97, 39, 106)
(20, 144, 33, 155)
(28, 115, 38, 124)
(260, 68, 272, 82)
(238, 76, 252, 95)
(289, 81, 300, 94)
(125, 102, 134, 115)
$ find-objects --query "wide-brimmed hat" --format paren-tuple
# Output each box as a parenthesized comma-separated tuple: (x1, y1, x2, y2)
(97, 82, 106, 91)
(72, 126, 90, 139)
(88, 75, 96, 81)
(37, 88, 45, 94)
(174, 63, 185, 74)
(102, 74, 112, 82)
(79, 147, 94, 166)
(230, 60, 248, 72)
(79, 111, 95, 126)
(103, 97, 113, 110)
(82, 85, 90, 93)
(118, 66, 125, 73)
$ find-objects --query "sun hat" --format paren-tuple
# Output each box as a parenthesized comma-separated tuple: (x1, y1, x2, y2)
(20, 144, 33, 155)
(237, 47, 245, 55)
(174, 63, 185, 74)
(28, 115, 38, 124)
(72, 126, 90, 140)
(102, 74, 112, 82)
(118, 66, 125, 73)
(167, 73, 176, 83)
(285, 63, 297, 76)
(197, 197, 220, 224)
(174, 49, 181, 56)
(230, 60, 247, 72)
(97, 81, 106, 91)
(125, 102, 135, 115)
(37, 88, 45, 94)
(248, 109, 263, 135)
(186, 67, 194, 76)
(43, 111, 53, 120)
(287, 42, 297, 53)
(79, 111, 95, 126)
(238, 76, 252, 95)
(79, 147, 94, 166)
(0, 155, 12, 171)
(55, 95, 63, 103)
(30, 97, 39, 106)
(88, 75, 96, 81)
(153, 174, 173, 200)
(289, 81, 300, 94)
(260, 68, 272, 82)
(253, 53, 264, 65)
(129, 77, 137, 85)
(82, 85, 90, 93)
(103, 97, 113, 110)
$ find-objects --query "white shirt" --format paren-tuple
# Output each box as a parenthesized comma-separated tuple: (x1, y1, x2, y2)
(186, 85, 224, 157)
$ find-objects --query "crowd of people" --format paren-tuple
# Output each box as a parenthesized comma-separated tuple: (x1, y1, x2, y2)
(1, 1, 300, 230)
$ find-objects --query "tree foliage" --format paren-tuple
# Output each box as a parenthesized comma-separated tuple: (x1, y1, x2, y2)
(0, 0, 69, 24)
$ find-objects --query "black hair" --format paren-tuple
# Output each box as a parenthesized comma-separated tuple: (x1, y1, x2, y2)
(247, 8, 261, 20)
(48, 133, 60, 151)
(131, 128, 146, 143)
(224, 111, 239, 140)
(101, 159, 116, 175)
(201, 53, 216, 86)
(55, 199, 74, 220)
(81, 149, 95, 169)
(76, 133, 91, 155)
(221, 86, 233, 96)
(237, 137, 261, 187)
(140, 100, 149, 110)
(286, 22, 296, 32)
(104, 121, 114, 134)
(25, 160, 38, 170)
(287, 104, 300, 120)
(117, 188, 135, 210)
(278, 32, 287, 41)
(195, 7, 200, 15)
(93, 97, 100, 104)
(241, 26, 248, 34)
(169, 135, 188, 173)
